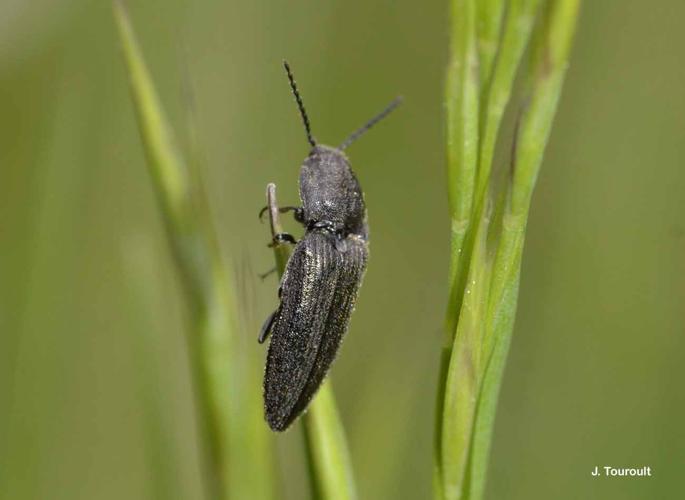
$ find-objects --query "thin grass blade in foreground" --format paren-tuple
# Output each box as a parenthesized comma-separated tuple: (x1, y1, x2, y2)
(265, 183, 357, 500)
(113, 2, 273, 499)
(436, 1, 581, 499)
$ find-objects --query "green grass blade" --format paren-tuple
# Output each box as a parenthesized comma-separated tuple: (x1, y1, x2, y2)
(436, 0, 479, 494)
(511, 0, 581, 217)
(476, 0, 506, 94)
(474, 0, 542, 217)
(465, 221, 524, 500)
(444, 0, 480, 338)
(265, 183, 357, 500)
(438, 1, 580, 499)
(123, 242, 186, 500)
(440, 205, 494, 500)
(303, 384, 357, 500)
(445, 0, 480, 228)
(113, 3, 274, 499)
(466, 1, 581, 499)
(112, 0, 186, 215)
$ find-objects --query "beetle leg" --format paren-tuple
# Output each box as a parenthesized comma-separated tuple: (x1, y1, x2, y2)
(309, 220, 336, 232)
(259, 205, 304, 224)
(259, 267, 277, 280)
(293, 207, 305, 223)
(258, 310, 278, 344)
(269, 232, 297, 247)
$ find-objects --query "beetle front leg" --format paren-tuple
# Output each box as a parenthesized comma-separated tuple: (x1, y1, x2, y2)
(259, 205, 304, 224)
(268, 232, 297, 247)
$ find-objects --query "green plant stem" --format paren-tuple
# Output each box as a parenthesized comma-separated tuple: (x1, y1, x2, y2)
(114, 3, 273, 499)
(467, 11, 583, 491)
(444, 0, 479, 341)
(265, 183, 357, 500)
(465, 213, 524, 500)
(440, 204, 494, 500)
(123, 242, 185, 500)
(473, 0, 542, 215)
(476, 0, 506, 96)
(302, 385, 357, 500)
(437, 1, 580, 499)
(436, 0, 479, 494)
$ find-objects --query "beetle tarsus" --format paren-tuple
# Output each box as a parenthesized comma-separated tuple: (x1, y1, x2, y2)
(258, 310, 278, 344)
(259, 267, 277, 280)
(269, 232, 297, 247)
(259, 205, 304, 224)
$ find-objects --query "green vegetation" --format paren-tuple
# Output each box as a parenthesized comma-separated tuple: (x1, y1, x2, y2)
(436, 1, 580, 499)
(6, 1, 685, 500)
(116, 1, 580, 498)
(114, 3, 272, 498)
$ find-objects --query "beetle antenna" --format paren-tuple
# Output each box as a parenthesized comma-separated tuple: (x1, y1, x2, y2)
(283, 61, 316, 148)
(339, 96, 402, 151)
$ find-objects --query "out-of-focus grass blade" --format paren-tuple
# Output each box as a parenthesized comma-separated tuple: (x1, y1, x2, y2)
(265, 183, 357, 500)
(123, 239, 186, 500)
(113, 2, 274, 499)
(113, 0, 188, 235)
(178, 46, 275, 500)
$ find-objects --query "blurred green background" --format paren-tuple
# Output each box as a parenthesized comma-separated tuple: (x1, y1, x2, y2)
(1, 1, 684, 499)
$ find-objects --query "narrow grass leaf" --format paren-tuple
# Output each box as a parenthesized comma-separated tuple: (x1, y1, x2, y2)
(475, 0, 506, 93)
(464, 1, 581, 498)
(114, 3, 274, 499)
(474, 0, 542, 216)
(438, 1, 580, 499)
(436, 1, 479, 494)
(444, 0, 480, 335)
(123, 241, 186, 500)
(512, 0, 581, 217)
(303, 384, 357, 500)
(440, 205, 494, 500)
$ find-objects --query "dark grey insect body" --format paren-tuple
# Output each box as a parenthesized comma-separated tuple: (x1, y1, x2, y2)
(260, 61, 401, 432)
